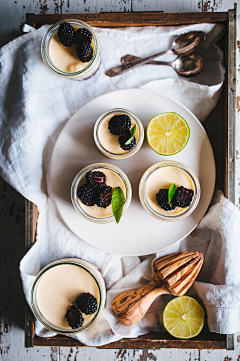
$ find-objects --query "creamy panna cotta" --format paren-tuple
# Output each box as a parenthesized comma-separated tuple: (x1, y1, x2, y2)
(31, 259, 106, 334)
(36, 264, 99, 328)
(71, 163, 132, 224)
(49, 32, 94, 73)
(41, 20, 100, 80)
(139, 161, 200, 221)
(94, 109, 144, 159)
(146, 166, 194, 216)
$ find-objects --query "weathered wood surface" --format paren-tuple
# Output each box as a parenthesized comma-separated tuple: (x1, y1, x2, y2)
(1, 0, 240, 360)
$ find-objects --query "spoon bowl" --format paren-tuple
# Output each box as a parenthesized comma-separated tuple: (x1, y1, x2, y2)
(121, 53, 204, 77)
(106, 30, 206, 77)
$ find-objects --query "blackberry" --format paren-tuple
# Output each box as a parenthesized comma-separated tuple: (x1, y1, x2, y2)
(76, 293, 98, 315)
(77, 183, 97, 206)
(108, 114, 131, 135)
(97, 186, 112, 208)
(76, 42, 93, 62)
(66, 305, 84, 329)
(156, 189, 177, 211)
(119, 131, 136, 150)
(58, 22, 75, 47)
(75, 28, 92, 45)
(174, 186, 194, 208)
(85, 171, 106, 189)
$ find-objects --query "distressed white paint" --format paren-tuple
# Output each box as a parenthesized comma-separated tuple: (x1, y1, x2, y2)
(0, 0, 240, 360)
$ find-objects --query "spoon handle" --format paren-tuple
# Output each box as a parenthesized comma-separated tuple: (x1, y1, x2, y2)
(112, 278, 168, 325)
(121, 54, 172, 66)
(106, 49, 171, 77)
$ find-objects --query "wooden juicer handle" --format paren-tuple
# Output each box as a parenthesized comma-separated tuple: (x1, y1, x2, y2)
(112, 251, 204, 326)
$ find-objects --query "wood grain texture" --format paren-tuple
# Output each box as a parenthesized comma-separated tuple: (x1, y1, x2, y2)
(112, 252, 203, 325)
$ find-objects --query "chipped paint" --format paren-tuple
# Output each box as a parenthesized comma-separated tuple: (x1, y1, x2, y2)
(139, 350, 157, 361)
(116, 349, 127, 360)
(237, 97, 240, 112)
(50, 347, 58, 361)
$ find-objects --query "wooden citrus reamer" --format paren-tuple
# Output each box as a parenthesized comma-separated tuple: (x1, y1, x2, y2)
(112, 251, 204, 325)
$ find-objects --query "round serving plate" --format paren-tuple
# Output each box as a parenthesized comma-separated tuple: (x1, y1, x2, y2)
(50, 89, 215, 256)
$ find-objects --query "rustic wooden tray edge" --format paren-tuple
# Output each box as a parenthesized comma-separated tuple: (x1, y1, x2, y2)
(25, 10, 236, 350)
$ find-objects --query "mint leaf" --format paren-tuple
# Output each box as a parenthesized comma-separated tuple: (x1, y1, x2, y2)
(125, 124, 136, 145)
(168, 183, 177, 208)
(111, 187, 125, 223)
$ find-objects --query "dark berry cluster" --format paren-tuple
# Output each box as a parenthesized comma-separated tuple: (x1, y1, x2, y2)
(77, 171, 112, 208)
(58, 22, 93, 62)
(66, 305, 84, 329)
(108, 114, 136, 151)
(156, 186, 194, 210)
(66, 292, 98, 329)
(76, 293, 98, 315)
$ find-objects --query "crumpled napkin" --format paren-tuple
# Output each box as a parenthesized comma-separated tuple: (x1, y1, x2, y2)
(1, 21, 239, 346)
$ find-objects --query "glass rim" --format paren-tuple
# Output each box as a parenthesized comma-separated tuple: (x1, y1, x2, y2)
(71, 162, 132, 223)
(93, 108, 144, 159)
(41, 19, 100, 76)
(139, 161, 201, 222)
(31, 258, 106, 334)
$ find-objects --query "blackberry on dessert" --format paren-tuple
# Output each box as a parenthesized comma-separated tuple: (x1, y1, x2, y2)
(174, 186, 194, 208)
(156, 186, 194, 210)
(76, 292, 98, 315)
(58, 22, 75, 47)
(76, 42, 93, 62)
(97, 186, 112, 208)
(77, 183, 97, 206)
(108, 114, 131, 135)
(156, 189, 177, 211)
(66, 305, 84, 329)
(75, 28, 92, 45)
(85, 171, 106, 189)
(119, 131, 136, 150)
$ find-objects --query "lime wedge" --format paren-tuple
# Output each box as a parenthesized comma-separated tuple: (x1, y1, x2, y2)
(163, 296, 204, 339)
(147, 112, 190, 155)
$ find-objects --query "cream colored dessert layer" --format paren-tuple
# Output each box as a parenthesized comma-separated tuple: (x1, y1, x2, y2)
(98, 113, 139, 154)
(145, 166, 194, 216)
(36, 264, 99, 328)
(78, 168, 125, 218)
(49, 33, 91, 73)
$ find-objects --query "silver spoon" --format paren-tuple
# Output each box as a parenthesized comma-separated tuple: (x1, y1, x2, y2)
(121, 54, 204, 77)
(106, 31, 205, 77)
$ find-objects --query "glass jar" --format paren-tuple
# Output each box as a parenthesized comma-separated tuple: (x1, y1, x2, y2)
(31, 258, 106, 334)
(41, 19, 100, 80)
(139, 161, 200, 221)
(93, 108, 144, 159)
(71, 162, 132, 223)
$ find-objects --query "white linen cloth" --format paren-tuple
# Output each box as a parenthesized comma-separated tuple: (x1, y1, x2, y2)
(1, 21, 239, 346)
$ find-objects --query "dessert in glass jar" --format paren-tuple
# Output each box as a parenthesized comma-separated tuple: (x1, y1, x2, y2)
(31, 258, 106, 334)
(94, 108, 144, 159)
(71, 162, 132, 223)
(139, 161, 200, 221)
(41, 19, 100, 80)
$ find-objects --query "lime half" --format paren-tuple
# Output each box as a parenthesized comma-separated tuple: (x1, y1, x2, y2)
(163, 296, 204, 339)
(147, 112, 190, 155)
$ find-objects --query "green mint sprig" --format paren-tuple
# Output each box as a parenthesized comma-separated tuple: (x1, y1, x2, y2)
(168, 183, 177, 208)
(111, 187, 125, 223)
(125, 124, 136, 145)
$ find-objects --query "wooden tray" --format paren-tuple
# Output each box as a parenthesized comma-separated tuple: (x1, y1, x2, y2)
(25, 10, 236, 350)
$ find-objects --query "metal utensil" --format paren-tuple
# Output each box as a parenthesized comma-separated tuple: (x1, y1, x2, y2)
(106, 31, 205, 77)
(121, 54, 204, 77)
(112, 251, 204, 326)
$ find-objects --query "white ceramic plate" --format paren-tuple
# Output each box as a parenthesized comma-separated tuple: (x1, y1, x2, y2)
(50, 89, 215, 256)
